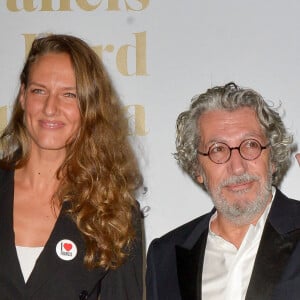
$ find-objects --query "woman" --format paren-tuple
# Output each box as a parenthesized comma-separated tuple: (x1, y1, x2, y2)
(0, 34, 143, 299)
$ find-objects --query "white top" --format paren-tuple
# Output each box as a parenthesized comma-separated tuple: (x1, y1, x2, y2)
(202, 188, 275, 300)
(16, 246, 44, 282)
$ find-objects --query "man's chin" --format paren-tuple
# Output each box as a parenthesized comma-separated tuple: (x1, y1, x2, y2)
(221, 189, 255, 205)
(216, 197, 269, 226)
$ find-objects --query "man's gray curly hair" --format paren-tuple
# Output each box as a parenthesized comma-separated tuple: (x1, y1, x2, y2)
(174, 82, 293, 186)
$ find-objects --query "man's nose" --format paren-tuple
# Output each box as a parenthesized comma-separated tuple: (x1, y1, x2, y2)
(228, 148, 247, 175)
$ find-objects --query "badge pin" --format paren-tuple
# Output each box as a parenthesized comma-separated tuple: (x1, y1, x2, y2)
(56, 239, 77, 261)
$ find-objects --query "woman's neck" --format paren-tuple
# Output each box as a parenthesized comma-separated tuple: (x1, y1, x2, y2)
(16, 148, 64, 191)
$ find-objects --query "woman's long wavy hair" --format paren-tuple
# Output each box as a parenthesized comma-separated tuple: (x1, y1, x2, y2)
(0, 34, 142, 269)
(175, 82, 293, 187)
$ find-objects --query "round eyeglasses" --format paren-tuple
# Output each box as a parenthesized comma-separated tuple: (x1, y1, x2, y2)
(197, 139, 270, 164)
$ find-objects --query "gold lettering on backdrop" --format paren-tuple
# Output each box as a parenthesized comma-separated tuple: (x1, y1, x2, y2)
(23, 34, 37, 58)
(76, 0, 101, 11)
(125, 0, 149, 11)
(124, 105, 148, 136)
(6, 0, 149, 11)
(0, 106, 7, 133)
(93, 45, 114, 60)
(7, 0, 36, 11)
(106, 0, 119, 10)
(116, 32, 148, 76)
(40, 0, 72, 11)
(107, 0, 149, 11)
(23, 32, 148, 76)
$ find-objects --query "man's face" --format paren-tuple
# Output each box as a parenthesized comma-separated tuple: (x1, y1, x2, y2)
(196, 107, 274, 225)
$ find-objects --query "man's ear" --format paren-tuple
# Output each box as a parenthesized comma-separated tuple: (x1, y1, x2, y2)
(196, 174, 204, 184)
(19, 84, 26, 110)
(271, 162, 276, 175)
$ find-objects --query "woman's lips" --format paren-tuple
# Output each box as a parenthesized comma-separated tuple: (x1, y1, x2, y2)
(39, 120, 65, 129)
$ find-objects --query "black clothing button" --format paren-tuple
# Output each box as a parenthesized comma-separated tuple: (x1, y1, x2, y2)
(79, 290, 88, 300)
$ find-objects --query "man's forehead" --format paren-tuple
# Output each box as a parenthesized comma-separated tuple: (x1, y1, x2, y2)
(198, 107, 259, 125)
(197, 107, 266, 143)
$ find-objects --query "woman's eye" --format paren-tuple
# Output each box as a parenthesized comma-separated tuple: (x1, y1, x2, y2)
(64, 92, 77, 98)
(31, 88, 44, 94)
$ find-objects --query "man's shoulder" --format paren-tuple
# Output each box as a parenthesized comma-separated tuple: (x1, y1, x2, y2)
(274, 188, 300, 209)
(270, 188, 300, 231)
(149, 211, 212, 250)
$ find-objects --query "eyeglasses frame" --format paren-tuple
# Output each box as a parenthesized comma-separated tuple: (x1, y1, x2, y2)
(197, 139, 270, 164)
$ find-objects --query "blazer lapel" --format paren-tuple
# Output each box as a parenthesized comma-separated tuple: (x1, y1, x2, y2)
(246, 222, 300, 300)
(0, 168, 74, 296)
(0, 167, 106, 298)
(25, 203, 87, 297)
(246, 189, 300, 300)
(26, 202, 108, 298)
(0, 168, 26, 295)
(176, 230, 207, 300)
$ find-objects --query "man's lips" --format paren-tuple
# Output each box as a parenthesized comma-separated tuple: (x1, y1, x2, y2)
(225, 181, 254, 192)
(39, 120, 65, 129)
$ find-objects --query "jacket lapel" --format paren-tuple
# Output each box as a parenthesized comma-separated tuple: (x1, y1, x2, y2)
(0, 168, 76, 296)
(25, 202, 106, 298)
(0, 167, 106, 298)
(0, 168, 26, 295)
(246, 189, 300, 300)
(246, 222, 300, 300)
(176, 229, 208, 300)
(26, 204, 82, 292)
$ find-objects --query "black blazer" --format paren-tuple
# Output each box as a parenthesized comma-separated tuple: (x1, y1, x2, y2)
(0, 167, 143, 300)
(146, 188, 300, 300)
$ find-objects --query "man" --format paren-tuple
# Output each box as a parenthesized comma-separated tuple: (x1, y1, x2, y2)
(146, 82, 300, 300)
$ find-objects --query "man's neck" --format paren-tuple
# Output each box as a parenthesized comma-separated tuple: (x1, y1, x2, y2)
(210, 207, 270, 249)
(210, 217, 251, 249)
(210, 190, 274, 248)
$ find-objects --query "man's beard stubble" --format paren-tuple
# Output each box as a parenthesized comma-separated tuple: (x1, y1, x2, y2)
(202, 167, 273, 226)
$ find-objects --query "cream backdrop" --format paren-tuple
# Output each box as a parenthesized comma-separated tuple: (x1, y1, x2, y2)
(1, 0, 300, 249)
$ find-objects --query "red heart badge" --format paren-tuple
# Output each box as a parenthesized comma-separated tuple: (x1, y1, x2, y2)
(56, 239, 77, 261)
(63, 243, 72, 251)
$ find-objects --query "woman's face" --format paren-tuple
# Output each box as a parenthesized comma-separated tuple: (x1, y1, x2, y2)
(20, 52, 81, 154)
